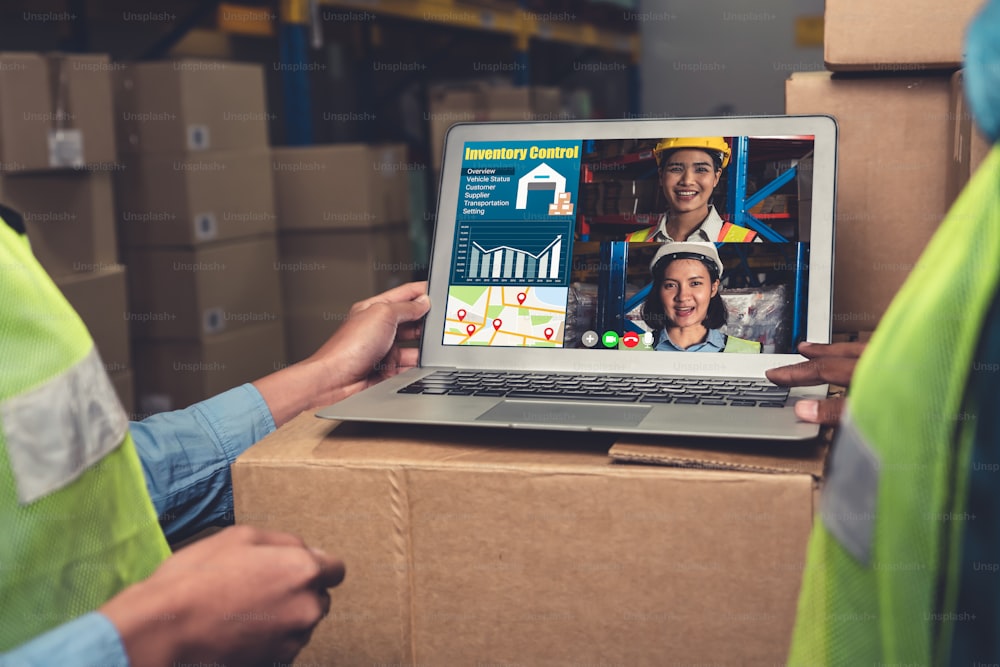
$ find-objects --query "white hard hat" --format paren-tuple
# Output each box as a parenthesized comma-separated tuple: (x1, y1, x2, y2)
(649, 242, 724, 279)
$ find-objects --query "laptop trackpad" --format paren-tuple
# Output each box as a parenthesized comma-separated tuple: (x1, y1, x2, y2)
(477, 400, 651, 429)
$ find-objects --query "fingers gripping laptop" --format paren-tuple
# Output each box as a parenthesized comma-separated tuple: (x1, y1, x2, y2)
(319, 115, 838, 440)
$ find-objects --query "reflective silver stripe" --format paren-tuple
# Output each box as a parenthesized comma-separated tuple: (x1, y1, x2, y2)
(2, 347, 127, 505)
(821, 410, 881, 565)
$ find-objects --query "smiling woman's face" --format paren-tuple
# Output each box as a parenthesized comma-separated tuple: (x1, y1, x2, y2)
(659, 258, 719, 330)
(660, 149, 722, 217)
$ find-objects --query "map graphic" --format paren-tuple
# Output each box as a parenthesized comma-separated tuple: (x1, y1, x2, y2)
(443, 285, 567, 347)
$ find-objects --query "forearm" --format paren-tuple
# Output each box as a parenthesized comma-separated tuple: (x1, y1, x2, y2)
(131, 384, 275, 542)
(252, 356, 355, 429)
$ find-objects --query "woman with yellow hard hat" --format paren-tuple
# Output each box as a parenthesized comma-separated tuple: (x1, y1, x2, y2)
(625, 136, 760, 244)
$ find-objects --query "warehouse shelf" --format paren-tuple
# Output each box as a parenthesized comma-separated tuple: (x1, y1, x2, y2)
(317, 0, 640, 56)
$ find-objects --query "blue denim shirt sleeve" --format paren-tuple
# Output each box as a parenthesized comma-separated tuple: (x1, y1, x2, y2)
(0, 612, 129, 666)
(129, 383, 276, 543)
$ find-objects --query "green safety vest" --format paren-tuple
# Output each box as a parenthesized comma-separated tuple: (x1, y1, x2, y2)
(0, 215, 170, 650)
(788, 145, 1000, 665)
(722, 334, 761, 354)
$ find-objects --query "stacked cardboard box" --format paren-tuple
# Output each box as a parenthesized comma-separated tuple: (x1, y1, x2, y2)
(427, 83, 565, 173)
(785, 0, 990, 334)
(823, 0, 983, 72)
(113, 59, 285, 413)
(272, 143, 414, 363)
(0, 52, 133, 409)
(947, 69, 994, 206)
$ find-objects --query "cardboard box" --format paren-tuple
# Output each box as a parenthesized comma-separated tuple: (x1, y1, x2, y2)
(428, 84, 565, 170)
(109, 369, 135, 417)
(47, 53, 119, 169)
(55, 264, 130, 375)
(283, 311, 341, 365)
(0, 170, 118, 278)
(278, 224, 413, 310)
(484, 84, 563, 121)
(135, 321, 285, 413)
(279, 224, 414, 362)
(117, 148, 276, 246)
(115, 59, 268, 153)
(0, 52, 118, 172)
(824, 0, 983, 71)
(124, 235, 282, 340)
(786, 71, 952, 333)
(427, 87, 482, 173)
(272, 144, 411, 230)
(948, 70, 994, 205)
(0, 53, 49, 172)
(234, 414, 826, 665)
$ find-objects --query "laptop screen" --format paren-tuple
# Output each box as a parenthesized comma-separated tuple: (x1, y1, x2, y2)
(420, 116, 837, 376)
(424, 117, 836, 375)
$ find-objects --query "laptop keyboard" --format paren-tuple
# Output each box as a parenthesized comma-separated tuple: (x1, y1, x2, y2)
(398, 370, 790, 407)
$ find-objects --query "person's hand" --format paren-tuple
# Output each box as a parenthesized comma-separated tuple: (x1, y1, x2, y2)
(309, 280, 430, 394)
(253, 281, 430, 426)
(764, 341, 867, 425)
(100, 525, 345, 667)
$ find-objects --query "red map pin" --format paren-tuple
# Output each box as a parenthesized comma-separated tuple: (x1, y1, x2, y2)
(492, 318, 502, 330)
(466, 324, 476, 336)
(457, 309, 466, 321)
(544, 327, 554, 340)
(516, 292, 526, 304)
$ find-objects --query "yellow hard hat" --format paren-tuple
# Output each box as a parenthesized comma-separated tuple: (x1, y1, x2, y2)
(653, 136, 731, 169)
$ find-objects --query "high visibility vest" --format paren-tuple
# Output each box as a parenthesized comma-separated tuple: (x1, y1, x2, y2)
(625, 221, 758, 243)
(788, 145, 1000, 665)
(722, 335, 761, 353)
(0, 215, 170, 650)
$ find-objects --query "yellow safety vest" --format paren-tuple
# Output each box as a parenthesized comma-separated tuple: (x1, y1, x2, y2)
(788, 145, 1000, 665)
(722, 335, 762, 353)
(0, 214, 170, 650)
(625, 221, 758, 243)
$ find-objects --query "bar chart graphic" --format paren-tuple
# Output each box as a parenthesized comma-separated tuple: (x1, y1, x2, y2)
(469, 236, 562, 280)
(451, 221, 572, 286)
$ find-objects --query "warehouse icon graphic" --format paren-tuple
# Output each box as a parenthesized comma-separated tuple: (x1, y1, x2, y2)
(515, 162, 573, 215)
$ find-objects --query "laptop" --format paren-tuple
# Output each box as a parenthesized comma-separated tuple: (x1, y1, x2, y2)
(319, 115, 838, 440)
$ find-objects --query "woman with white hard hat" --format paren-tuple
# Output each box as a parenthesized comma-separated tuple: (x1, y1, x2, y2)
(641, 242, 761, 353)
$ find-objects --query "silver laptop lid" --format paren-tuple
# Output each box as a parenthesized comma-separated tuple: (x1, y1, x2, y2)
(422, 116, 837, 378)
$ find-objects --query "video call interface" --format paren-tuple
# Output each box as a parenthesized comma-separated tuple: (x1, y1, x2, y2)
(442, 136, 816, 354)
